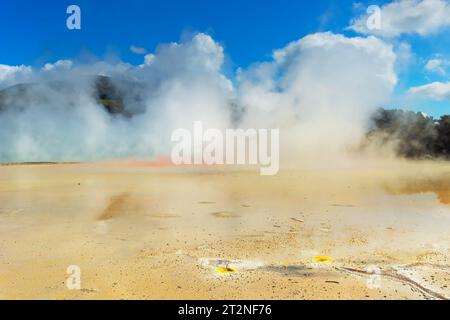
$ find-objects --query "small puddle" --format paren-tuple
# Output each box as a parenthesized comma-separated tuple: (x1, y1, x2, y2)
(383, 175, 450, 205)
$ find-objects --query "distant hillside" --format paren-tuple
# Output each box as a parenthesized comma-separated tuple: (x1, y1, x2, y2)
(0, 76, 136, 116)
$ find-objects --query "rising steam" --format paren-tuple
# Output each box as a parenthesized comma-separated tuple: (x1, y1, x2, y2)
(0, 32, 398, 164)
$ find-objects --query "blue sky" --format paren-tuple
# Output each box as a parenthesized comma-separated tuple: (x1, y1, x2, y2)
(1, 0, 449, 117)
(0, 0, 356, 67)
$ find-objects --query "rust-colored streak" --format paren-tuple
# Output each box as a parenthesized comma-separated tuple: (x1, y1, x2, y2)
(98, 193, 132, 221)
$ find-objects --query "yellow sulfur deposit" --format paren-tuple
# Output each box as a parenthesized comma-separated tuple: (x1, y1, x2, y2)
(313, 256, 333, 263)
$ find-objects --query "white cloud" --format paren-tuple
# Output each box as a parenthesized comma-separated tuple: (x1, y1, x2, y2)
(0, 64, 32, 86)
(129, 45, 147, 55)
(425, 58, 448, 75)
(43, 60, 73, 72)
(349, 0, 450, 37)
(143, 53, 155, 66)
(136, 33, 230, 88)
(409, 82, 450, 100)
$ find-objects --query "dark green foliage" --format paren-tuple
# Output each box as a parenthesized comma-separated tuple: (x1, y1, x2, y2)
(94, 76, 125, 115)
(368, 108, 450, 159)
(435, 115, 450, 157)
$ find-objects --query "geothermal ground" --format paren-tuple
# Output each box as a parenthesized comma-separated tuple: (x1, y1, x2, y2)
(0, 161, 449, 300)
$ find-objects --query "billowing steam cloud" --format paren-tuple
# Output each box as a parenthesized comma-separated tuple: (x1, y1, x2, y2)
(238, 33, 397, 164)
(0, 32, 397, 164)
